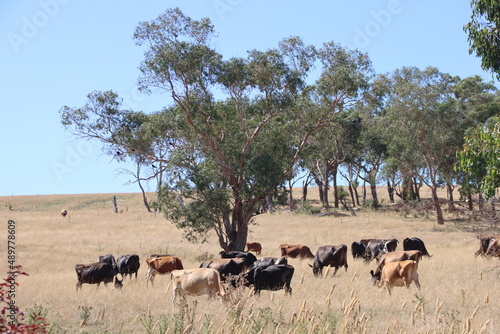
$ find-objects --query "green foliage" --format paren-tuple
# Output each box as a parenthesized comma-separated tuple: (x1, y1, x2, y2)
(457, 116, 500, 199)
(464, 0, 500, 80)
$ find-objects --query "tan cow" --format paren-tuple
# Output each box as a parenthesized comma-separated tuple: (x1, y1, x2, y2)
(246, 242, 262, 255)
(378, 260, 421, 295)
(145, 256, 183, 286)
(171, 268, 227, 307)
(370, 250, 422, 285)
(280, 244, 314, 259)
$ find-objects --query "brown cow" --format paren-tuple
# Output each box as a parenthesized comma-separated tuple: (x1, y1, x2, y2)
(61, 209, 68, 217)
(377, 260, 421, 295)
(246, 242, 262, 255)
(280, 244, 314, 259)
(370, 250, 422, 285)
(171, 268, 227, 307)
(145, 256, 183, 286)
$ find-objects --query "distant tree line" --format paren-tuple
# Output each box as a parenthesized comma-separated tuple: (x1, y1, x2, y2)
(60, 7, 500, 250)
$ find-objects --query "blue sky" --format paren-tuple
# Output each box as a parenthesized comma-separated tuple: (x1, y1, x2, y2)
(0, 0, 496, 196)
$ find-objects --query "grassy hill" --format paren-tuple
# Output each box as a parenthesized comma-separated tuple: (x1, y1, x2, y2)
(1, 189, 499, 333)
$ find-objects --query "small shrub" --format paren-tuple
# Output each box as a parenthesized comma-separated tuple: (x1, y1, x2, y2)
(1, 266, 48, 333)
(78, 306, 92, 326)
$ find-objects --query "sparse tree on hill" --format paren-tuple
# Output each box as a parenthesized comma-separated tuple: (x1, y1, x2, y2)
(383, 67, 461, 225)
(61, 8, 373, 250)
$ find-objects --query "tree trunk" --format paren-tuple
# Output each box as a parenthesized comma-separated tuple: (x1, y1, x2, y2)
(467, 191, 473, 210)
(332, 165, 339, 209)
(317, 179, 325, 205)
(225, 200, 250, 251)
(413, 178, 421, 200)
(348, 183, 356, 208)
(387, 179, 395, 203)
(446, 183, 455, 212)
(431, 186, 444, 225)
(288, 180, 297, 210)
(138, 179, 152, 213)
(362, 181, 367, 203)
(354, 184, 360, 206)
(302, 180, 308, 203)
(367, 171, 379, 208)
(322, 181, 330, 208)
(370, 182, 379, 208)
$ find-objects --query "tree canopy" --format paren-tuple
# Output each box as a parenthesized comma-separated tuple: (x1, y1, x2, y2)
(464, 0, 500, 80)
(60, 8, 373, 250)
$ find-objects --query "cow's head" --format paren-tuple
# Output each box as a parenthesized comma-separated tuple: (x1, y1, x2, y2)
(114, 276, 123, 289)
(370, 270, 381, 285)
(310, 260, 323, 277)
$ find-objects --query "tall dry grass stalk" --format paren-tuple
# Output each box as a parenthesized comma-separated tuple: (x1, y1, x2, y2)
(0, 190, 499, 333)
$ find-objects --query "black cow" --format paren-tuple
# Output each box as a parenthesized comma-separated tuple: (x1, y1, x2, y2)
(310, 245, 348, 277)
(363, 239, 386, 261)
(385, 239, 399, 252)
(117, 254, 141, 279)
(251, 257, 287, 269)
(364, 239, 398, 262)
(200, 258, 248, 279)
(75, 262, 122, 290)
(244, 264, 294, 295)
(219, 251, 257, 269)
(98, 254, 117, 269)
(403, 237, 431, 257)
(351, 242, 366, 259)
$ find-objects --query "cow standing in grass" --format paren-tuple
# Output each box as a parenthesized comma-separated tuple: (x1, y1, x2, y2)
(171, 268, 228, 307)
(377, 260, 420, 295)
(75, 262, 122, 290)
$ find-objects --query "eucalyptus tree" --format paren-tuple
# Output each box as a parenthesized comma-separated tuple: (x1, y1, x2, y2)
(347, 75, 390, 208)
(457, 116, 500, 205)
(464, 0, 500, 80)
(383, 67, 461, 224)
(301, 118, 349, 209)
(454, 76, 500, 207)
(61, 8, 373, 250)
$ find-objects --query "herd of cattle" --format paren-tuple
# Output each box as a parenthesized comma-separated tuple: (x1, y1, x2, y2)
(75, 235, 499, 304)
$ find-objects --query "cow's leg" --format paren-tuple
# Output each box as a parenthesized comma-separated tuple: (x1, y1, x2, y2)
(285, 284, 292, 296)
(385, 283, 392, 296)
(76, 282, 82, 291)
(145, 268, 155, 287)
(331, 266, 339, 277)
(172, 287, 179, 309)
(414, 274, 421, 290)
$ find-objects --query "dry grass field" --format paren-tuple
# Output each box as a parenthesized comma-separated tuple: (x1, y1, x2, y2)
(1, 188, 500, 333)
